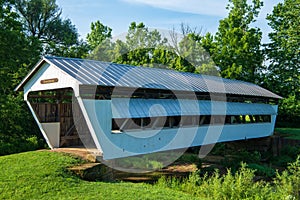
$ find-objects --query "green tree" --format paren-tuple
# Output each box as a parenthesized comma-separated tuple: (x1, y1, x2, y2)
(0, 0, 89, 156)
(88, 22, 217, 73)
(205, 0, 263, 82)
(87, 20, 112, 50)
(0, 0, 40, 93)
(87, 20, 114, 61)
(125, 22, 167, 51)
(98, 22, 169, 67)
(113, 22, 168, 66)
(265, 0, 300, 98)
(14, 0, 82, 56)
(170, 33, 219, 75)
(0, 0, 41, 155)
(265, 0, 300, 126)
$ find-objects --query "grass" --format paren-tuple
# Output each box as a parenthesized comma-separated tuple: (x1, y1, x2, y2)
(275, 128, 300, 140)
(0, 151, 198, 200)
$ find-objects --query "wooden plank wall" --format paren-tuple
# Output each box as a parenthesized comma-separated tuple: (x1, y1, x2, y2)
(31, 103, 59, 122)
(31, 103, 82, 147)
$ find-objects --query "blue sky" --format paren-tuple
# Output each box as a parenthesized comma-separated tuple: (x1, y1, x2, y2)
(56, 0, 283, 42)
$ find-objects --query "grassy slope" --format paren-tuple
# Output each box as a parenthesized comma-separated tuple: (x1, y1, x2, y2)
(0, 151, 198, 200)
(275, 128, 300, 140)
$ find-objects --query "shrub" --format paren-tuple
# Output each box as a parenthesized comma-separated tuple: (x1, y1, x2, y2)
(157, 163, 273, 199)
(0, 135, 44, 156)
(272, 156, 300, 200)
(247, 163, 276, 178)
(272, 146, 300, 167)
(277, 95, 300, 127)
(220, 150, 262, 172)
(281, 145, 300, 159)
(210, 143, 226, 156)
(156, 157, 300, 199)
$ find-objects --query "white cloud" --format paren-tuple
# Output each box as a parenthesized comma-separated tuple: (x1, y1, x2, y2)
(122, 0, 228, 17)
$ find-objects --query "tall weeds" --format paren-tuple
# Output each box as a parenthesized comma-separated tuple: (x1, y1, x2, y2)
(156, 156, 300, 199)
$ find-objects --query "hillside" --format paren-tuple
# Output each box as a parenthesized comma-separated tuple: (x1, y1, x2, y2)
(0, 151, 197, 200)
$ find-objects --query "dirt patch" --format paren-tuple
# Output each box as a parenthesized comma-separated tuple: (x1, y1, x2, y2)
(163, 163, 197, 173)
(51, 147, 99, 162)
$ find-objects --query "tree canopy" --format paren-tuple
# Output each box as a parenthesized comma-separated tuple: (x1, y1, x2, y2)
(15, 0, 86, 57)
(204, 0, 264, 83)
(265, 0, 300, 124)
(87, 20, 112, 50)
(265, 0, 300, 98)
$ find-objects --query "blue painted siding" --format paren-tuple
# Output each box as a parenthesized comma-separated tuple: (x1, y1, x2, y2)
(82, 99, 277, 160)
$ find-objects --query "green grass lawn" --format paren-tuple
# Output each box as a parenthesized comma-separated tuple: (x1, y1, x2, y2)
(0, 151, 198, 200)
(275, 128, 300, 140)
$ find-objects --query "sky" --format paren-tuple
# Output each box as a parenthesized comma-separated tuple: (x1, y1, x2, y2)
(56, 0, 283, 42)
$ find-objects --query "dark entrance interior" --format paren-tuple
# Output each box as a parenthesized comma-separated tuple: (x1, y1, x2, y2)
(28, 88, 82, 147)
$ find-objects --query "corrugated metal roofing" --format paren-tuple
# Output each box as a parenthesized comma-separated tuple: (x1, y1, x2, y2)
(111, 98, 277, 118)
(16, 56, 281, 99)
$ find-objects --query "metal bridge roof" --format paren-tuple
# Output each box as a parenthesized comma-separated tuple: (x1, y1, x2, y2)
(112, 98, 278, 118)
(16, 56, 281, 99)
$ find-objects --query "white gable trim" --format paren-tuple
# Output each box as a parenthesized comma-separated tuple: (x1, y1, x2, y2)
(23, 62, 79, 100)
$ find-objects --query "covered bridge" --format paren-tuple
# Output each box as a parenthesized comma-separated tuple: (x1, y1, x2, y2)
(15, 56, 281, 160)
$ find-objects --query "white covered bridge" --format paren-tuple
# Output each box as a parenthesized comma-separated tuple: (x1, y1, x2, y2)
(15, 56, 281, 160)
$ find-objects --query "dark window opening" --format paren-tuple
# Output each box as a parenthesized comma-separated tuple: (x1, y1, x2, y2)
(79, 85, 278, 104)
(112, 114, 272, 133)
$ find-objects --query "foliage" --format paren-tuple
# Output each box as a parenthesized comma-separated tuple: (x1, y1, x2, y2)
(157, 163, 272, 199)
(221, 150, 261, 171)
(0, 0, 43, 155)
(277, 95, 300, 126)
(87, 20, 112, 50)
(0, 151, 195, 200)
(210, 143, 226, 156)
(0, 135, 44, 156)
(0, 0, 90, 156)
(88, 21, 217, 75)
(275, 128, 300, 139)
(247, 163, 275, 178)
(272, 156, 300, 200)
(14, 0, 87, 57)
(263, 0, 300, 124)
(265, 0, 300, 98)
(113, 22, 169, 67)
(204, 0, 264, 83)
(272, 145, 300, 167)
(170, 33, 219, 75)
(157, 157, 300, 199)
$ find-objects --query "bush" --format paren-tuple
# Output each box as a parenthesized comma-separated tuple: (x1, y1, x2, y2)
(281, 145, 300, 159)
(221, 150, 261, 171)
(210, 143, 226, 156)
(247, 163, 276, 178)
(272, 146, 300, 167)
(157, 157, 300, 199)
(0, 93, 44, 155)
(0, 135, 44, 156)
(272, 156, 300, 200)
(277, 95, 300, 127)
(157, 163, 272, 199)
